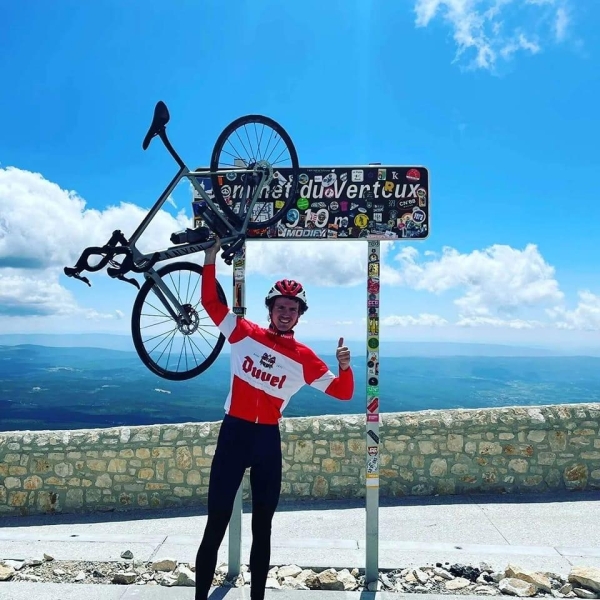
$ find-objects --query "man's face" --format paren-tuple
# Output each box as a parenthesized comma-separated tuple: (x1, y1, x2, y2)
(270, 297, 301, 332)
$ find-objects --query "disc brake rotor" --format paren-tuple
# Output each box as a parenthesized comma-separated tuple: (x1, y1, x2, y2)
(177, 304, 199, 335)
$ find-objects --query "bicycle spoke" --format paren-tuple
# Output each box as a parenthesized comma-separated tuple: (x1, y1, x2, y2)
(189, 276, 200, 304)
(187, 335, 208, 361)
(145, 298, 172, 319)
(183, 336, 198, 366)
(132, 263, 226, 380)
(194, 326, 218, 347)
(196, 321, 221, 338)
(176, 336, 186, 373)
(143, 326, 179, 348)
(254, 122, 265, 160)
(224, 136, 246, 161)
(167, 271, 184, 308)
(217, 120, 293, 207)
(232, 130, 255, 165)
(157, 329, 178, 370)
(210, 115, 298, 229)
(186, 334, 205, 368)
(139, 316, 176, 329)
(268, 143, 289, 167)
(261, 128, 278, 163)
(243, 125, 257, 166)
(221, 145, 246, 164)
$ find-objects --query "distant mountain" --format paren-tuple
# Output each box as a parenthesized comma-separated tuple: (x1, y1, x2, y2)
(306, 340, 573, 358)
(1, 344, 600, 432)
(1, 333, 597, 357)
(0, 333, 137, 352)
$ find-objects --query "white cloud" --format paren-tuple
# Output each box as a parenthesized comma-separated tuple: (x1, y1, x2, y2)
(500, 33, 541, 59)
(244, 239, 398, 286)
(382, 313, 449, 327)
(0, 166, 192, 318)
(0, 267, 124, 320)
(245, 241, 364, 286)
(3, 166, 598, 338)
(386, 244, 600, 332)
(392, 243, 563, 318)
(413, 0, 573, 70)
(0, 268, 79, 317)
(456, 316, 544, 329)
(554, 6, 569, 41)
(547, 291, 600, 330)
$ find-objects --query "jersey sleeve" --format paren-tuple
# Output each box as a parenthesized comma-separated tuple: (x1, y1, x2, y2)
(201, 263, 249, 342)
(301, 348, 354, 400)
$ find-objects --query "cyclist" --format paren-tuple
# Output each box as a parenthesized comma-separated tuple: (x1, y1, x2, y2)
(195, 238, 354, 600)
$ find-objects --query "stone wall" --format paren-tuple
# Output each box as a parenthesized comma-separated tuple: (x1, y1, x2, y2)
(0, 403, 599, 517)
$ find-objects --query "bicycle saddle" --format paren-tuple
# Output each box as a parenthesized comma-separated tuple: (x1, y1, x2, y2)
(142, 101, 170, 150)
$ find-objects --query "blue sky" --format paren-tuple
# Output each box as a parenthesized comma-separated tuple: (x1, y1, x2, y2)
(1, 0, 599, 352)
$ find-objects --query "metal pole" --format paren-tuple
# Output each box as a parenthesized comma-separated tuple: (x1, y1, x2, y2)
(365, 238, 381, 584)
(227, 157, 246, 580)
(228, 242, 246, 579)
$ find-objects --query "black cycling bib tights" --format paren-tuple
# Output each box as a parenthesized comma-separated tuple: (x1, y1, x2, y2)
(195, 414, 282, 600)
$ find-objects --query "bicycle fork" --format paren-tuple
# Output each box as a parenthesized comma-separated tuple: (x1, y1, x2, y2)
(143, 269, 194, 326)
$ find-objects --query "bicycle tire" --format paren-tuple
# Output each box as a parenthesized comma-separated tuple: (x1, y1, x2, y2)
(210, 115, 299, 230)
(131, 261, 226, 381)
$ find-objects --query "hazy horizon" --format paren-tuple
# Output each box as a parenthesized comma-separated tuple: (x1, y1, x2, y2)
(2, 333, 600, 358)
(2, 344, 599, 433)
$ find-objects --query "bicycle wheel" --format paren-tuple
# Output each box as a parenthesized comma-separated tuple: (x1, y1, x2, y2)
(210, 115, 299, 230)
(131, 261, 226, 381)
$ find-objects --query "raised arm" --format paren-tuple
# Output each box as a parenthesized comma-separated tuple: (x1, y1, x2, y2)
(200, 238, 229, 327)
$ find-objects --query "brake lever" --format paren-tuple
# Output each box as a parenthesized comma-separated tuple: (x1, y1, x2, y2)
(64, 267, 92, 287)
(115, 274, 140, 290)
(76, 273, 92, 287)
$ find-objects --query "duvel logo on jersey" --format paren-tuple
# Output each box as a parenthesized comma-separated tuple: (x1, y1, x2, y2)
(260, 353, 276, 369)
(242, 356, 286, 389)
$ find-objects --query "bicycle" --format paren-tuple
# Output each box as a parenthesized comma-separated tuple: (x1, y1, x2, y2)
(64, 101, 300, 381)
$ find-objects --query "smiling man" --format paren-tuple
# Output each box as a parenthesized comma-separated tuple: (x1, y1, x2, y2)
(195, 237, 354, 600)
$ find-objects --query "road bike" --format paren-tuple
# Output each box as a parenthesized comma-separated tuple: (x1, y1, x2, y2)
(64, 101, 300, 381)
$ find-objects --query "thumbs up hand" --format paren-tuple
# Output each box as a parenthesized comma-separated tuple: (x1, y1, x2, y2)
(336, 337, 351, 371)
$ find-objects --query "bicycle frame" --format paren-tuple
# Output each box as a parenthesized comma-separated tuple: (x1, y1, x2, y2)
(66, 102, 277, 328)
(124, 163, 270, 326)
(127, 165, 266, 257)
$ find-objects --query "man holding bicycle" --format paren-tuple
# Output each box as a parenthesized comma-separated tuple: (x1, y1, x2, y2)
(195, 238, 354, 600)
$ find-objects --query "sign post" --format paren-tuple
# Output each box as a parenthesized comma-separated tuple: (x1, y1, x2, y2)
(228, 243, 246, 579)
(366, 238, 381, 584)
(227, 157, 248, 580)
(195, 164, 429, 586)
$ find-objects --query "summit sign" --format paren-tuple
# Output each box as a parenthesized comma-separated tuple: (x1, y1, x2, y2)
(222, 168, 424, 202)
(212, 164, 430, 241)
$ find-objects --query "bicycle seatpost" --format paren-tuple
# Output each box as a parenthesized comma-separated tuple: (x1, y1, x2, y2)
(158, 129, 186, 170)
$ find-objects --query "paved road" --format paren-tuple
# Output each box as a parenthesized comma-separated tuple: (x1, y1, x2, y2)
(1, 490, 599, 599)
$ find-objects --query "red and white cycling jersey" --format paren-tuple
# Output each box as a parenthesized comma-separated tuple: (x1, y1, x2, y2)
(201, 264, 354, 424)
